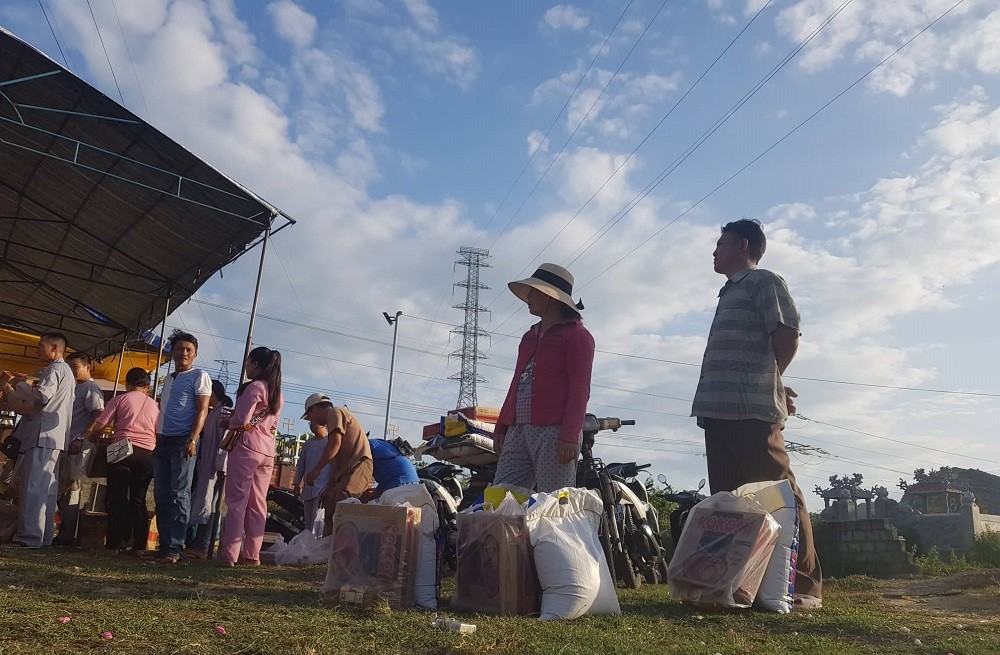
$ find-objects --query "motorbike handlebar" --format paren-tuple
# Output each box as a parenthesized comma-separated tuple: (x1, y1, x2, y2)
(583, 414, 636, 434)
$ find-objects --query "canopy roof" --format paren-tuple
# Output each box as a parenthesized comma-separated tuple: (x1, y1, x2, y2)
(0, 327, 163, 386)
(0, 27, 292, 356)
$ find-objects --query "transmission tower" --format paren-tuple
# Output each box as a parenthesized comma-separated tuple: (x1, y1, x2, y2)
(449, 246, 490, 408)
(214, 359, 236, 390)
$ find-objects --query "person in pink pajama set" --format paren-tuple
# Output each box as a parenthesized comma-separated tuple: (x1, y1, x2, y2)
(218, 347, 283, 566)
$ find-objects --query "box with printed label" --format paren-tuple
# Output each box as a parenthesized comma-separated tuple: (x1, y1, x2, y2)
(452, 512, 540, 616)
(321, 503, 420, 609)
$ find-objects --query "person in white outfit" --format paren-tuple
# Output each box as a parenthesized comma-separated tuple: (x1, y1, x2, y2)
(293, 420, 330, 532)
(0, 333, 75, 548)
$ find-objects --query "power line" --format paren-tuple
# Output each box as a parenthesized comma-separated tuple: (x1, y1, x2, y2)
(109, 0, 150, 120)
(269, 241, 340, 388)
(85, 0, 126, 106)
(481, 0, 844, 335)
(472, 0, 636, 246)
(486, 0, 671, 250)
(576, 0, 967, 291)
(795, 413, 1000, 466)
(566, 0, 855, 270)
(407, 313, 1000, 399)
(407, 0, 643, 402)
(498, 0, 775, 298)
(36, 0, 68, 68)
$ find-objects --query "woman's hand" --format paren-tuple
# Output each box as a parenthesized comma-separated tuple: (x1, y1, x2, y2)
(555, 441, 579, 465)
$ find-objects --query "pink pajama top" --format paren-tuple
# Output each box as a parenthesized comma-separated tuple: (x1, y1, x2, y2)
(227, 380, 283, 458)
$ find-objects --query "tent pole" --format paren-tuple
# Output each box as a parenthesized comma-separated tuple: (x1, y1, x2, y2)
(238, 216, 273, 384)
(152, 289, 172, 395)
(112, 337, 127, 398)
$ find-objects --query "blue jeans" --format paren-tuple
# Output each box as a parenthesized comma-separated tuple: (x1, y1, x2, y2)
(152, 435, 196, 555)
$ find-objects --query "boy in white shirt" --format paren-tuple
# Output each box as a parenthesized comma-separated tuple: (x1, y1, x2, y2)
(293, 420, 330, 531)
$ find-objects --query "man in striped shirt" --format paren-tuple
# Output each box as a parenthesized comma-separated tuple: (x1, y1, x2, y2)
(691, 219, 823, 609)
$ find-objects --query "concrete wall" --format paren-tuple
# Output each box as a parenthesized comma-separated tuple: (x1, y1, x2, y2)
(813, 518, 917, 577)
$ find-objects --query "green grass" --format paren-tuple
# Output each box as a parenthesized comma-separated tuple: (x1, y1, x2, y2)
(1, 548, 998, 655)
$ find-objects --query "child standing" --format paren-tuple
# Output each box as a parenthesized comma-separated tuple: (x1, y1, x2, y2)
(293, 420, 330, 532)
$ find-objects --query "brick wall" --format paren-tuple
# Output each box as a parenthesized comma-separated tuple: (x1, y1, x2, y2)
(813, 518, 917, 577)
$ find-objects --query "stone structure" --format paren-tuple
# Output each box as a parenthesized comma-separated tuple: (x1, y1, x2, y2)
(900, 480, 965, 515)
(813, 518, 916, 577)
(815, 479, 1000, 575)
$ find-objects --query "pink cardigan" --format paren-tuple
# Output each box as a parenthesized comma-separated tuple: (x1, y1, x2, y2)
(496, 318, 595, 444)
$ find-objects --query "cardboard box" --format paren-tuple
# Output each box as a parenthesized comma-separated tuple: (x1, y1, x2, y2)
(448, 407, 500, 424)
(78, 510, 107, 550)
(322, 503, 420, 609)
(452, 512, 540, 616)
(422, 423, 441, 440)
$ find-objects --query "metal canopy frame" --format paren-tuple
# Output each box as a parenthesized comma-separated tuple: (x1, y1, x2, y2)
(0, 27, 295, 356)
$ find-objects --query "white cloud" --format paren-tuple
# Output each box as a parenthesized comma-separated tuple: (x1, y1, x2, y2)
(527, 130, 550, 156)
(383, 27, 479, 89)
(774, 1, 992, 96)
(544, 5, 589, 31)
(402, 0, 440, 33)
(267, 0, 317, 49)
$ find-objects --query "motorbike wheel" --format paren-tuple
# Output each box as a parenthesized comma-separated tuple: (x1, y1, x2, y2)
(658, 555, 670, 582)
(598, 513, 616, 583)
(615, 549, 640, 589)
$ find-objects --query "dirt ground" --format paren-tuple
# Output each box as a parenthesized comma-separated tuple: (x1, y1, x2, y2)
(880, 569, 1000, 616)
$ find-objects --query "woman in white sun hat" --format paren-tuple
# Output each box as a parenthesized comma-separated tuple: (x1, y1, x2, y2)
(493, 263, 595, 493)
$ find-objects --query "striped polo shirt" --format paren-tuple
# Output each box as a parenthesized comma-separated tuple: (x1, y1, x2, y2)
(691, 267, 800, 423)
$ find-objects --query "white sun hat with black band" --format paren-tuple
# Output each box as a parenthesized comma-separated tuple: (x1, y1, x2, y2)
(508, 263, 584, 314)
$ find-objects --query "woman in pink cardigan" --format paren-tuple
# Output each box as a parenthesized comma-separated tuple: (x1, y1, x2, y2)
(218, 347, 283, 566)
(493, 264, 595, 493)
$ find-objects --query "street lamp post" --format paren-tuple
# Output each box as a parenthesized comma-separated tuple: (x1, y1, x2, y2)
(382, 311, 402, 439)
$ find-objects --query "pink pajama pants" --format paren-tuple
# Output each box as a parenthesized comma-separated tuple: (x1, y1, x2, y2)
(219, 447, 272, 564)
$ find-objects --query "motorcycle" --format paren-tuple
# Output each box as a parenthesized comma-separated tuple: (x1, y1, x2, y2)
(578, 414, 671, 589)
(606, 461, 671, 585)
(415, 461, 464, 570)
(658, 474, 707, 545)
(264, 484, 308, 542)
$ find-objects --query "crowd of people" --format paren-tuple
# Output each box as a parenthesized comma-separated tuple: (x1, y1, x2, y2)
(0, 330, 417, 566)
(1, 219, 820, 607)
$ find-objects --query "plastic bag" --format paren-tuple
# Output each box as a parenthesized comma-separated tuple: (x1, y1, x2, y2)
(667, 491, 780, 609)
(735, 480, 799, 613)
(378, 483, 440, 609)
(452, 507, 540, 616)
(273, 530, 333, 566)
(524, 488, 620, 621)
(321, 502, 420, 609)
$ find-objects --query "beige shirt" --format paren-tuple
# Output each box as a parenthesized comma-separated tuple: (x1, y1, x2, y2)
(327, 406, 372, 479)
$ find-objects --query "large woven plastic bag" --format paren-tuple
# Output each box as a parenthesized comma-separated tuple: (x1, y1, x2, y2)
(378, 483, 440, 609)
(525, 488, 620, 621)
(668, 491, 780, 609)
(735, 480, 799, 613)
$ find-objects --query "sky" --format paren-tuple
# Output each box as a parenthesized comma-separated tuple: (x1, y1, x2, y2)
(3, 0, 999, 510)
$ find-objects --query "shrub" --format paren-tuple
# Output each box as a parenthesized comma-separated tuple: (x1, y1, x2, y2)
(971, 528, 1000, 567)
(911, 546, 976, 576)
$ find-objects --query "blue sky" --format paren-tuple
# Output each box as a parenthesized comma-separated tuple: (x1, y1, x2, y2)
(3, 0, 999, 508)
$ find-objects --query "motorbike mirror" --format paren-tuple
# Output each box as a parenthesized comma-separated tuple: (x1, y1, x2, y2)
(697, 478, 706, 491)
(657, 474, 667, 484)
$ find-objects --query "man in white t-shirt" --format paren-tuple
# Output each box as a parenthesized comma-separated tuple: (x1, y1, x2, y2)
(53, 352, 105, 546)
(150, 330, 211, 563)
